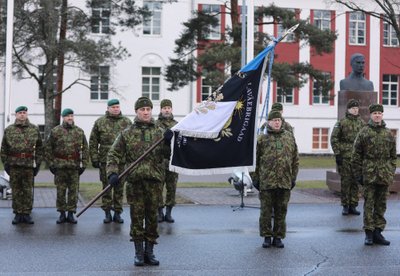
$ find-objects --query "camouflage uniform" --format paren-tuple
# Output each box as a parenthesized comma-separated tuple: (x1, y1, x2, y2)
(156, 113, 178, 208)
(45, 122, 89, 213)
(107, 117, 165, 243)
(254, 125, 299, 241)
(352, 119, 397, 232)
(89, 111, 131, 214)
(331, 112, 365, 209)
(1, 119, 43, 216)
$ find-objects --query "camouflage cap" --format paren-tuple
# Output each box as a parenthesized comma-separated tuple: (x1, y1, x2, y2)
(15, 106, 28, 113)
(61, 108, 74, 117)
(160, 99, 172, 108)
(135, 96, 153, 110)
(271, 102, 283, 111)
(347, 99, 360, 109)
(369, 104, 384, 113)
(268, 110, 282, 120)
(107, 99, 119, 106)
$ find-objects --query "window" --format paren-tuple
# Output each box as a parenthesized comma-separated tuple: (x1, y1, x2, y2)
(312, 73, 330, 105)
(142, 67, 161, 101)
(312, 128, 329, 150)
(313, 10, 331, 31)
(90, 65, 109, 100)
(201, 78, 218, 101)
(203, 4, 221, 40)
(349, 11, 366, 45)
(277, 24, 295, 42)
(38, 65, 57, 100)
(38, 125, 45, 141)
(91, 0, 111, 34)
(277, 86, 293, 104)
(382, 74, 398, 106)
(383, 21, 399, 47)
(390, 129, 398, 140)
(143, 1, 162, 35)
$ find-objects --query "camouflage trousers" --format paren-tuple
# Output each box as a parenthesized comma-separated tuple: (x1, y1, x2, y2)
(338, 159, 359, 207)
(259, 188, 291, 239)
(158, 170, 178, 208)
(363, 183, 388, 231)
(99, 165, 124, 212)
(126, 179, 161, 243)
(10, 166, 34, 215)
(54, 168, 80, 212)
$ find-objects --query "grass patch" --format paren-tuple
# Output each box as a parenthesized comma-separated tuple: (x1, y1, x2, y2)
(299, 156, 335, 168)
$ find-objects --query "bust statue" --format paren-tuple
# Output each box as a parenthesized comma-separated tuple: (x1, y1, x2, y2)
(340, 53, 374, 91)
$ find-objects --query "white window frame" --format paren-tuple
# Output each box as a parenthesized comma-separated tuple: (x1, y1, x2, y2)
(312, 73, 330, 105)
(314, 10, 331, 31)
(201, 77, 218, 101)
(203, 4, 221, 40)
(277, 86, 294, 104)
(383, 20, 399, 47)
(90, 65, 110, 101)
(382, 74, 398, 106)
(91, 0, 111, 34)
(143, 1, 162, 36)
(349, 11, 366, 45)
(38, 65, 57, 100)
(312, 127, 329, 150)
(142, 67, 161, 101)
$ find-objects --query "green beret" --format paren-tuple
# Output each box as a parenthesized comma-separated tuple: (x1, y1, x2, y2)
(135, 96, 153, 110)
(347, 99, 360, 109)
(61, 108, 74, 117)
(107, 99, 119, 107)
(160, 99, 172, 108)
(369, 104, 383, 113)
(15, 106, 28, 113)
(268, 110, 282, 120)
(271, 102, 283, 111)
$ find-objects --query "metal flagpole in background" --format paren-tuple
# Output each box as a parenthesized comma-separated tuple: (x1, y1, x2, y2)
(4, 0, 14, 129)
(240, 0, 246, 68)
(246, 0, 254, 63)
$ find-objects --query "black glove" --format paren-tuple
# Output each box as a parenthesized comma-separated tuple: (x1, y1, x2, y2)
(335, 155, 343, 167)
(92, 161, 100, 169)
(33, 167, 39, 177)
(355, 176, 364, 186)
(252, 180, 260, 191)
(163, 129, 174, 145)
(4, 164, 10, 175)
(79, 167, 86, 175)
(49, 166, 57, 175)
(108, 173, 119, 187)
(291, 180, 296, 190)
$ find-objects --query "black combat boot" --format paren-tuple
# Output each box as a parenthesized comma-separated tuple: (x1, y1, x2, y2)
(113, 211, 124, 224)
(157, 207, 164, 223)
(164, 206, 175, 223)
(373, 228, 390, 246)
(12, 214, 22, 225)
(67, 211, 77, 224)
(134, 241, 144, 266)
(272, 237, 284, 248)
(364, 230, 373, 245)
(348, 206, 360, 215)
(103, 210, 112, 224)
(23, 214, 34, 224)
(342, 205, 349, 216)
(56, 211, 67, 224)
(262, 237, 271, 248)
(144, 241, 159, 266)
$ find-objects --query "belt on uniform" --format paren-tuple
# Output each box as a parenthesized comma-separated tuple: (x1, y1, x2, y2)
(10, 152, 33, 158)
(55, 153, 80, 160)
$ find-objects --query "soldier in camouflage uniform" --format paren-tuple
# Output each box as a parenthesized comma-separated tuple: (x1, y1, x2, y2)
(253, 110, 299, 249)
(352, 104, 396, 246)
(45, 108, 89, 224)
(155, 99, 179, 223)
(259, 103, 293, 134)
(107, 97, 166, 266)
(89, 99, 131, 224)
(331, 99, 365, 216)
(1, 106, 43, 225)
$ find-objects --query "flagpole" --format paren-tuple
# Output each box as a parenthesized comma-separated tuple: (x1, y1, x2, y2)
(4, 0, 14, 129)
(240, 0, 246, 68)
(246, 0, 254, 63)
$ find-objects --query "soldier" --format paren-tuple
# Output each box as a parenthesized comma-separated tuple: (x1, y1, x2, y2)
(253, 110, 299, 249)
(330, 99, 365, 216)
(156, 99, 179, 223)
(45, 108, 89, 224)
(107, 97, 166, 266)
(352, 104, 396, 246)
(1, 106, 43, 224)
(260, 103, 293, 134)
(89, 99, 131, 224)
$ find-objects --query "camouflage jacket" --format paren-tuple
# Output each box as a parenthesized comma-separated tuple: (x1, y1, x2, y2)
(156, 113, 178, 130)
(352, 120, 397, 186)
(45, 122, 89, 169)
(1, 119, 43, 168)
(107, 117, 167, 183)
(89, 112, 132, 164)
(331, 112, 365, 159)
(254, 126, 299, 190)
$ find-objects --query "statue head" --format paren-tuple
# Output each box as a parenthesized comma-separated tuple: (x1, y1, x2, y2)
(350, 53, 365, 76)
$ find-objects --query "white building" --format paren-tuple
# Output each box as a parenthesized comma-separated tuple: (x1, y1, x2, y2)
(1, 0, 399, 154)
